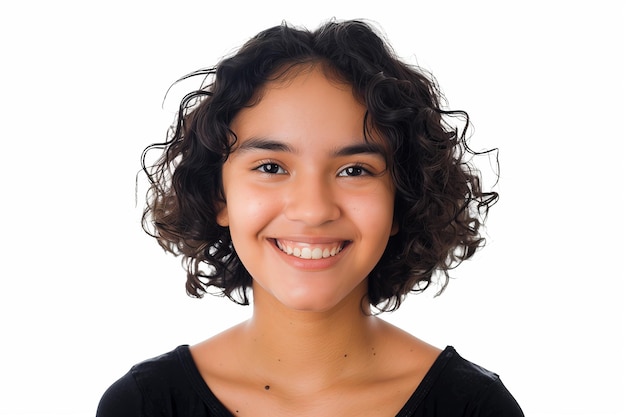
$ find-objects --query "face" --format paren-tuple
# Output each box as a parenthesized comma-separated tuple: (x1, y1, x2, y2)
(218, 66, 397, 313)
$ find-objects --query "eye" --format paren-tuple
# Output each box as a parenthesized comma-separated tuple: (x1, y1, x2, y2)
(338, 164, 371, 177)
(255, 162, 286, 174)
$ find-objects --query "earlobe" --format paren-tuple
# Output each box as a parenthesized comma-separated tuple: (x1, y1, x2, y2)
(216, 204, 229, 227)
(390, 219, 399, 236)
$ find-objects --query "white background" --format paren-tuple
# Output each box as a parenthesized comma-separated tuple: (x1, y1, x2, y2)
(1, 1, 624, 416)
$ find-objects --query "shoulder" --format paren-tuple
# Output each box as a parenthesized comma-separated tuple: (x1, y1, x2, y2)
(407, 347, 525, 416)
(96, 367, 143, 417)
(96, 346, 208, 417)
(436, 347, 501, 390)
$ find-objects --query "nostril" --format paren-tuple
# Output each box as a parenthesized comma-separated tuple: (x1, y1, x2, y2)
(283, 188, 341, 225)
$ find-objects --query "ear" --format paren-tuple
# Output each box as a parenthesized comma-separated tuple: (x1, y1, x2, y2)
(390, 218, 399, 236)
(216, 202, 229, 227)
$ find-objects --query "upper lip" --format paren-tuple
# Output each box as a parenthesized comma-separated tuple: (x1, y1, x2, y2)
(271, 236, 350, 244)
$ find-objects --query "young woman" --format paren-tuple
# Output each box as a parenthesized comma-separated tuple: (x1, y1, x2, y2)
(97, 19, 524, 416)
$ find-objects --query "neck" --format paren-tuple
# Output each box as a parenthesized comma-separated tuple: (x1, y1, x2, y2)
(236, 282, 382, 390)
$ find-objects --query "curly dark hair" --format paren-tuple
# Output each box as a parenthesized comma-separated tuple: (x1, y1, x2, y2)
(141, 19, 498, 312)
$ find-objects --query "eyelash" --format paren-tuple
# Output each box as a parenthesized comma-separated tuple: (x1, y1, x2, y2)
(253, 161, 373, 177)
(338, 163, 372, 177)
(254, 162, 286, 175)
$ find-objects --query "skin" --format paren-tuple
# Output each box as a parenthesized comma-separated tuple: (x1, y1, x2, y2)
(191, 65, 441, 417)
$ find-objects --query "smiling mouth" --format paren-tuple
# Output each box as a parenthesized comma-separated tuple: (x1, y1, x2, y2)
(274, 239, 348, 260)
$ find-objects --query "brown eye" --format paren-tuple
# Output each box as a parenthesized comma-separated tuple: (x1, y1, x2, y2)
(339, 165, 370, 177)
(256, 163, 285, 174)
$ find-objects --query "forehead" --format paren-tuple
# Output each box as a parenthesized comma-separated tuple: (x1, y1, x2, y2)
(230, 65, 367, 143)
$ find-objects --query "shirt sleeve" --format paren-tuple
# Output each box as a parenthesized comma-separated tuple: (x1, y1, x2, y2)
(472, 378, 525, 417)
(96, 371, 144, 417)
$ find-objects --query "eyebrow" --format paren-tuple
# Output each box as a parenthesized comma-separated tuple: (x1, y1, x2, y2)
(234, 137, 294, 153)
(234, 137, 387, 158)
(332, 142, 387, 158)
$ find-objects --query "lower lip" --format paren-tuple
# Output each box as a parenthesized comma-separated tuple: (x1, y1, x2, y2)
(269, 240, 349, 271)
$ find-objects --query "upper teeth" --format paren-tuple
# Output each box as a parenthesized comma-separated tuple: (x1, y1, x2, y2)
(276, 240, 344, 259)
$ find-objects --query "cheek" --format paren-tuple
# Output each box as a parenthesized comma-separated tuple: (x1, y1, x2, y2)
(351, 189, 396, 232)
(226, 190, 278, 238)
(231, 190, 276, 219)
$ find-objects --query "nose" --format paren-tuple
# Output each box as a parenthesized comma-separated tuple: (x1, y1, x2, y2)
(283, 173, 341, 226)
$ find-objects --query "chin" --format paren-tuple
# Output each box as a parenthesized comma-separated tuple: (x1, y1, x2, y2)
(251, 277, 369, 314)
(275, 287, 365, 314)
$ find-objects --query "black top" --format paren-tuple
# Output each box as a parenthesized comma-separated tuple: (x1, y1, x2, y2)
(97, 345, 524, 416)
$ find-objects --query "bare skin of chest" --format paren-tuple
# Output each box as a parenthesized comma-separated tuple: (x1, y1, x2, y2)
(208, 374, 423, 417)
(190, 319, 440, 417)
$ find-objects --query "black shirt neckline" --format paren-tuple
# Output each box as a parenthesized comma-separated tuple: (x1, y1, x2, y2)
(175, 344, 456, 417)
